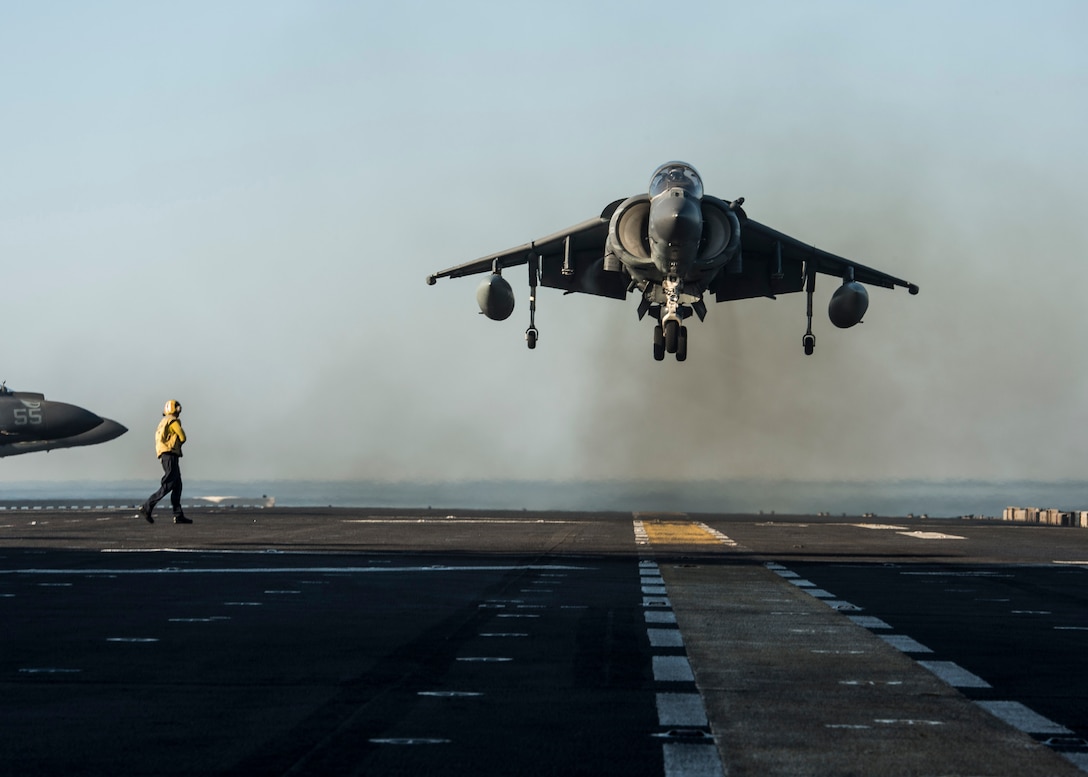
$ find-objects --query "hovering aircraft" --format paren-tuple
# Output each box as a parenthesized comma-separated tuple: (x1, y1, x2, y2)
(0, 385, 127, 457)
(427, 162, 919, 361)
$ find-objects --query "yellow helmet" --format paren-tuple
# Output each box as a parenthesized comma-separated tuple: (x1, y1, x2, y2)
(163, 399, 182, 416)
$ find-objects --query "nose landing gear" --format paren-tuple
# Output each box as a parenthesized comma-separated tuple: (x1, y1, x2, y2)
(649, 276, 690, 362)
(653, 319, 688, 362)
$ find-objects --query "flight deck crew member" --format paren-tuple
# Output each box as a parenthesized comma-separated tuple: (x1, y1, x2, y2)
(137, 399, 191, 524)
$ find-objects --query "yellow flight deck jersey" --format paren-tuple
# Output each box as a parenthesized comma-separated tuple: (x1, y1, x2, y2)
(154, 414, 186, 458)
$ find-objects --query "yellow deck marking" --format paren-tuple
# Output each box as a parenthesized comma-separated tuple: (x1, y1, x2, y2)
(641, 521, 730, 546)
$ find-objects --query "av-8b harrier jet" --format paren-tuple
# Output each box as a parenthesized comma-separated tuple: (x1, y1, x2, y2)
(427, 162, 919, 361)
(0, 385, 126, 457)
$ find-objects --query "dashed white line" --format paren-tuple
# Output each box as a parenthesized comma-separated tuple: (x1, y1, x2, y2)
(645, 611, 678, 625)
(662, 742, 725, 777)
(847, 615, 892, 629)
(878, 634, 933, 654)
(656, 693, 708, 727)
(1062, 752, 1088, 770)
(648, 629, 685, 648)
(653, 655, 696, 683)
(917, 660, 991, 688)
(4, 564, 589, 576)
(976, 701, 1072, 735)
(639, 536, 726, 777)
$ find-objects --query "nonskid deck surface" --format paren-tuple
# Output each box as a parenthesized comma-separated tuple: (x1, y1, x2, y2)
(2, 508, 1086, 775)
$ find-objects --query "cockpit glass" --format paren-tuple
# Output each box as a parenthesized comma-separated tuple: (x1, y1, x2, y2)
(649, 163, 703, 198)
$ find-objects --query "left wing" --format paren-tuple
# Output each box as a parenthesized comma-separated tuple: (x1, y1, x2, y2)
(712, 217, 919, 302)
(427, 200, 629, 300)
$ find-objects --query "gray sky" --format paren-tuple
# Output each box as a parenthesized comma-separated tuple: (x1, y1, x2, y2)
(2, 1, 1086, 485)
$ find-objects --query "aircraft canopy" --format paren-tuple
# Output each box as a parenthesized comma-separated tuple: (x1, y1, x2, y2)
(649, 162, 703, 199)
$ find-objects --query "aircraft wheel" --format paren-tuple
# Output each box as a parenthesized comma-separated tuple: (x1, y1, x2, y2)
(664, 320, 679, 354)
(653, 325, 665, 361)
(526, 328, 538, 349)
(803, 333, 815, 356)
(676, 326, 688, 362)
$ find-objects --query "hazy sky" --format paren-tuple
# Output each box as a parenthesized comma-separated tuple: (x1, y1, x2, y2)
(1, 1, 1086, 485)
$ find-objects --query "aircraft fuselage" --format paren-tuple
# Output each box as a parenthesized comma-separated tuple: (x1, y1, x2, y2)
(0, 388, 127, 457)
(647, 185, 703, 276)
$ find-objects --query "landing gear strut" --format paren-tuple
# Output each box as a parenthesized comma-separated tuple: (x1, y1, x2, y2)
(525, 254, 539, 349)
(664, 320, 679, 353)
(802, 264, 816, 355)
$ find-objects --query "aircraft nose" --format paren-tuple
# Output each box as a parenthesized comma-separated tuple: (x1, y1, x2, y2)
(47, 402, 103, 438)
(650, 192, 703, 248)
(82, 418, 128, 444)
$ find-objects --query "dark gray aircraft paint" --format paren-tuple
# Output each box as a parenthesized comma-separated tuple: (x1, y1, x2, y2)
(0, 385, 126, 457)
(427, 162, 919, 361)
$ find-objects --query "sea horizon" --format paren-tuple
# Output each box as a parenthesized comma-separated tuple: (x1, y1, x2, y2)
(2, 478, 1088, 519)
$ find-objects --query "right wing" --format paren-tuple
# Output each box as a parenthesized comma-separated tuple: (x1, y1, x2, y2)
(427, 200, 629, 300)
(712, 216, 919, 302)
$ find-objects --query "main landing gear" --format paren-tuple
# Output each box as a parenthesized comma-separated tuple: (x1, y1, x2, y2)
(525, 254, 539, 349)
(653, 319, 687, 362)
(802, 263, 816, 355)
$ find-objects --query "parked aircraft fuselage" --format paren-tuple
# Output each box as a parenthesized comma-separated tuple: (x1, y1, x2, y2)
(0, 388, 127, 457)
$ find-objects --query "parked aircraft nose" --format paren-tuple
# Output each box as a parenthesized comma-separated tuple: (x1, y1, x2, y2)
(649, 191, 703, 253)
(92, 419, 128, 443)
(63, 417, 128, 448)
(45, 402, 103, 438)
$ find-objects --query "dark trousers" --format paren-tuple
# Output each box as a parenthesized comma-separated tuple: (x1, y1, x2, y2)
(144, 453, 183, 517)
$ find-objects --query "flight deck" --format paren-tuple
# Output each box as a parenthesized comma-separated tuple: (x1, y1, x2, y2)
(1, 508, 1085, 776)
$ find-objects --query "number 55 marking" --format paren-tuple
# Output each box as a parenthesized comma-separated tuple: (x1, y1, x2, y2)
(14, 408, 43, 425)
